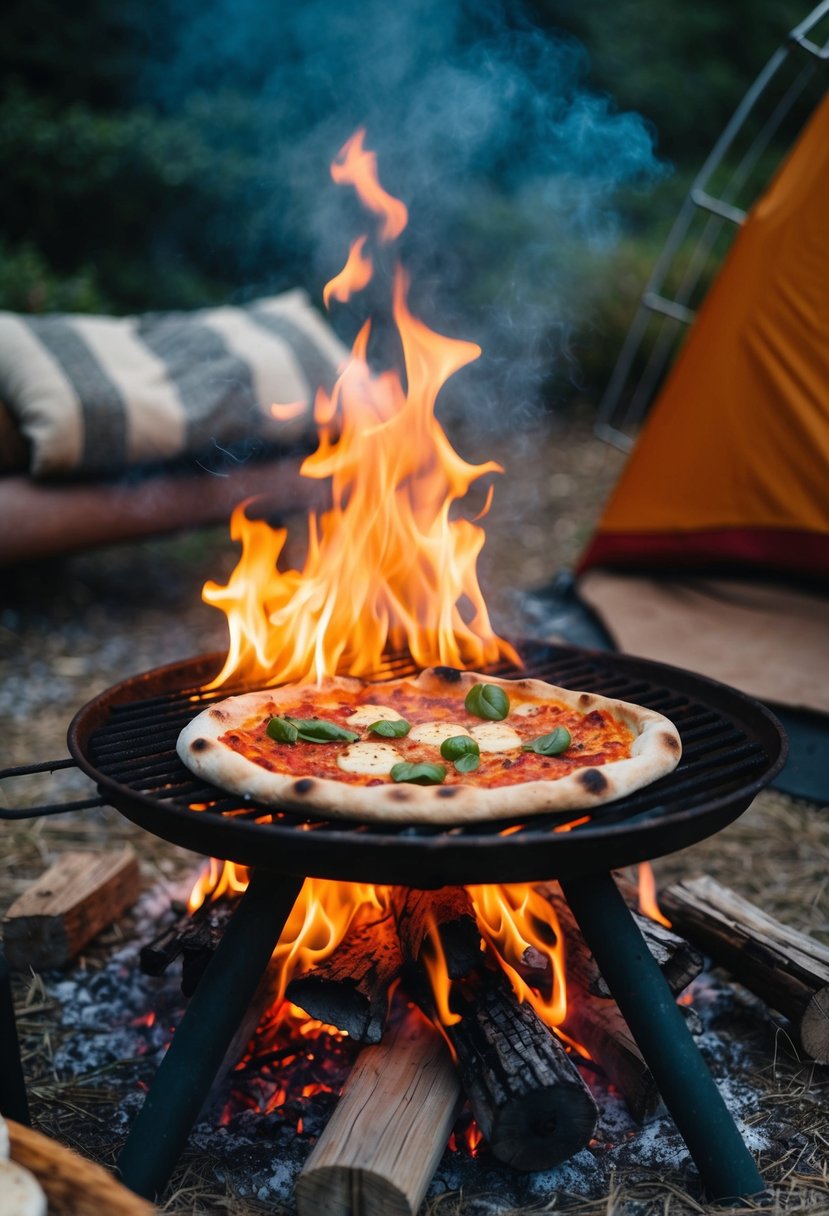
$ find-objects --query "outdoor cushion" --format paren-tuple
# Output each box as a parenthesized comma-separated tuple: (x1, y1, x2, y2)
(0, 290, 348, 477)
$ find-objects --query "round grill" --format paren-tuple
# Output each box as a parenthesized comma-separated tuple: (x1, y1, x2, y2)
(68, 642, 786, 886)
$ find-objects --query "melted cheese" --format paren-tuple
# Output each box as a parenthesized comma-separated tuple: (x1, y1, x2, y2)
(512, 702, 542, 717)
(345, 704, 400, 726)
(469, 722, 523, 752)
(337, 741, 400, 776)
(408, 721, 471, 746)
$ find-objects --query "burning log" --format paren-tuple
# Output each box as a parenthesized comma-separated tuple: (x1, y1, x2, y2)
(389, 886, 481, 979)
(523, 883, 701, 1121)
(286, 916, 403, 1043)
(410, 963, 597, 1171)
(296, 1009, 460, 1216)
(2, 849, 140, 970)
(139, 896, 237, 996)
(659, 876, 829, 1063)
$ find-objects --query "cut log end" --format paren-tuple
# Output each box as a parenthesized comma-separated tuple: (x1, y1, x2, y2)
(295, 1166, 413, 1216)
(489, 1082, 599, 1172)
(800, 985, 829, 1064)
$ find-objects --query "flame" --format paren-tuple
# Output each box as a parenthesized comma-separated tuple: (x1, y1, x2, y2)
(203, 128, 516, 688)
(469, 884, 568, 1027)
(188, 858, 249, 912)
(323, 235, 373, 308)
(637, 862, 671, 928)
(330, 129, 408, 242)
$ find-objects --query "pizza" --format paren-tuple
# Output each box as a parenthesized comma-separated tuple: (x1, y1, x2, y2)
(177, 667, 682, 826)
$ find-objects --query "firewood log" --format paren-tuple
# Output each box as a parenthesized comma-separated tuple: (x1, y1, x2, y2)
(514, 893, 659, 1122)
(295, 1009, 461, 1216)
(536, 880, 703, 998)
(409, 964, 597, 1171)
(139, 896, 237, 996)
(389, 887, 481, 979)
(286, 916, 403, 1043)
(659, 876, 829, 1063)
(2, 850, 140, 970)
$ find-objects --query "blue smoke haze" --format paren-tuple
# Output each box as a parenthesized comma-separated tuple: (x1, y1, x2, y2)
(135, 0, 664, 424)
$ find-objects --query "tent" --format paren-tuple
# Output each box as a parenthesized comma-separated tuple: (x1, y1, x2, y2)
(560, 85, 829, 800)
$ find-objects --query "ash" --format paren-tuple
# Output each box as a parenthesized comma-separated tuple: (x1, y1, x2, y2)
(25, 880, 794, 1212)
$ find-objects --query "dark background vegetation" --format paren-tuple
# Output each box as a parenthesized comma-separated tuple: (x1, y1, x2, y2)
(0, 0, 811, 406)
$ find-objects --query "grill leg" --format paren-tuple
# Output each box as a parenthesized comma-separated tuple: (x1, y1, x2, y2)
(559, 872, 764, 1201)
(117, 868, 304, 1200)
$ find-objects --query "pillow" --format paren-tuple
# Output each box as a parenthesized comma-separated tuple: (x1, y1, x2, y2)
(0, 290, 348, 477)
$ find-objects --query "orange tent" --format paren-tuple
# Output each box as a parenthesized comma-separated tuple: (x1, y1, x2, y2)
(579, 89, 829, 582)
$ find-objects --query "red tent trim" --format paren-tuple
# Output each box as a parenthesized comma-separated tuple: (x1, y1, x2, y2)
(577, 528, 829, 579)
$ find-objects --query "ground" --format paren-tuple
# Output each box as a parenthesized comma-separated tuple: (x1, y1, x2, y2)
(1, 408, 827, 1215)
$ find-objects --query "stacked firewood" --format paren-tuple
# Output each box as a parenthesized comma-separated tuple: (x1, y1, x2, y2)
(131, 873, 829, 1216)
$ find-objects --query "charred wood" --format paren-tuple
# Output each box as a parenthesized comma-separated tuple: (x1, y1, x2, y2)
(390, 886, 481, 979)
(659, 876, 829, 1063)
(139, 897, 237, 997)
(296, 1010, 460, 1216)
(409, 963, 597, 1171)
(286, 916, 403, 1044)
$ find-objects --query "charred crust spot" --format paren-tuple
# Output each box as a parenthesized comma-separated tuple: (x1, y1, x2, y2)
(437, 786, 459, 797)
(190, 737, 209, 752)
(391, 788, 411, 801)
(432, 666, 462, 683)
(292, 778, 315, 795)
(661, 732, 681, 754)
(579, 768, 607, 794)
(578, 693, 593, 708)
(209, 708, 228, 721)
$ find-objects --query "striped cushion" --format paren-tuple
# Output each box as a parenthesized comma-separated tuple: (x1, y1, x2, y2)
(0, 291, 348, 477)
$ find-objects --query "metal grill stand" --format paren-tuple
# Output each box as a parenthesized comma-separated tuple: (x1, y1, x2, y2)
(116, 869, 764, 1203)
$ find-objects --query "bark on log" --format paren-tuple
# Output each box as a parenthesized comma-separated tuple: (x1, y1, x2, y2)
(286, 917, 403, 1043)
(516, 892, 660, 1122)
(295, 1010, 461, 1216)
(659, 876, 829, 1063)
(2, 850, 140, 970)
(389, 887, 481, 979)
(411, 966, 598, 1171)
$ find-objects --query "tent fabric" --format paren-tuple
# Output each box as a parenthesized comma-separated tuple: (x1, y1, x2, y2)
(578, 570, 829, 714)
(579, 89, 829, 582)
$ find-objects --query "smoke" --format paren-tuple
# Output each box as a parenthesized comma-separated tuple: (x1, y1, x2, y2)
(133, 0, 664, 427)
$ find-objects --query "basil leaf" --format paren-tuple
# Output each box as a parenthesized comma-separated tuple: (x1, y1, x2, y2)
(285, 716, 360, 743)
(440, 734, 480, 762)
(454, 752, 480, 774)
(367, 718, 411, 738)
(522, 727, 572, 756)
(267, 716, 299, 744)
(464, 682, 510, 721)
(390, 761, 447, 785)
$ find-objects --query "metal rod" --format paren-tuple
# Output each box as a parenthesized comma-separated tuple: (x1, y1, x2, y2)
(0, 954, 30, 1125)
(560, 872, 764, 1201)
(117, 869, 304, 1200)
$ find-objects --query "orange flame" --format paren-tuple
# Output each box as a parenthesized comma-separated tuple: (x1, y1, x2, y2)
(322, 235, 373, 308)
(469, 884, 568, 1027)
(330, 128, 408, 242)
(637, 861, 671, 928)
(203, 128, 516, 688)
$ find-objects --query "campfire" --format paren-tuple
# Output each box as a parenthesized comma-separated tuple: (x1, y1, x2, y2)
(0, 128, 801, 1213)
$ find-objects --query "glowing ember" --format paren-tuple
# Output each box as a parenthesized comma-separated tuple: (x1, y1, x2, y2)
(203, 126, 516, 689)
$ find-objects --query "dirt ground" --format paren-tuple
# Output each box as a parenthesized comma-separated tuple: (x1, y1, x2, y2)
(1, 408, 827, 1214)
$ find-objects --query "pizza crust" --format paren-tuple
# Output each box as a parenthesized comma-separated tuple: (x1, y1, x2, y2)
(177, 668, 682, 826)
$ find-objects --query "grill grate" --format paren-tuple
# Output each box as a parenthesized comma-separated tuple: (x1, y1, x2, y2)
(67, 641, 785, 886)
